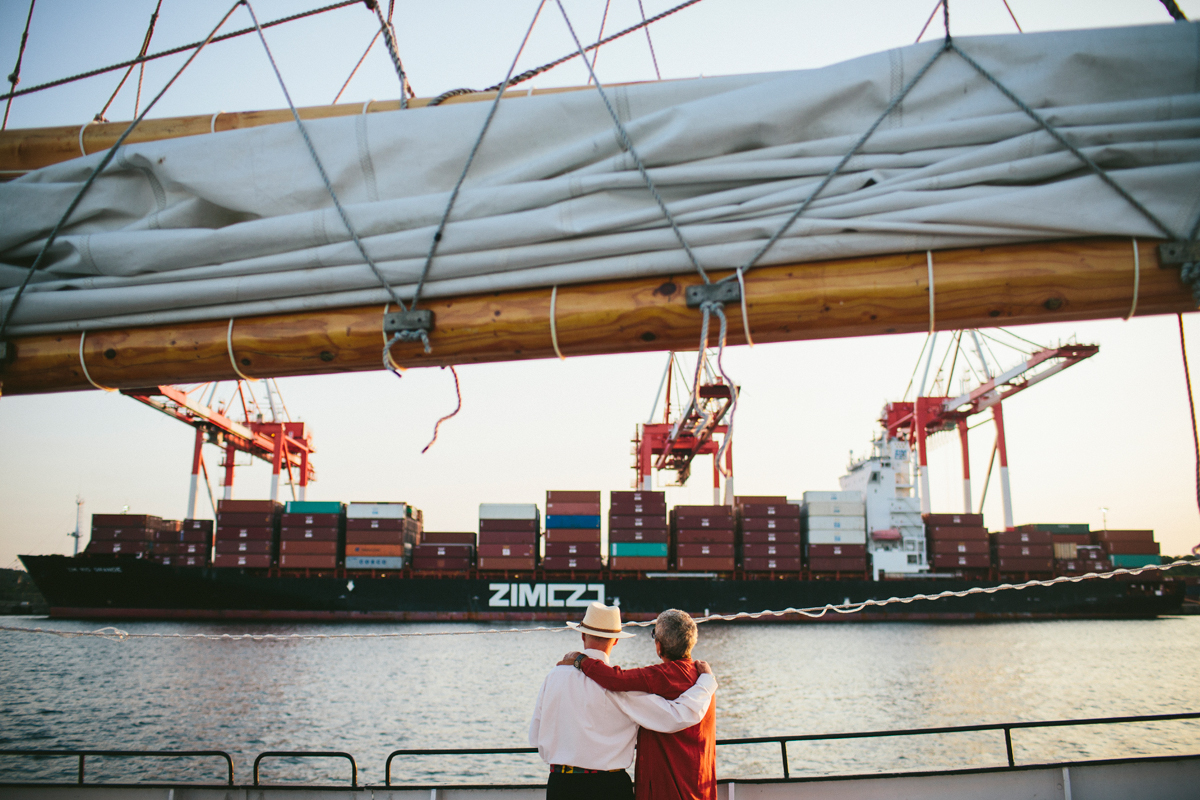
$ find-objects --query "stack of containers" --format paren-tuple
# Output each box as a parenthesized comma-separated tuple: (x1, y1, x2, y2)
(672, 505, 735, 572)
(738, 496, 802, 574)
(412, 532, 475, 571)
(155, 519, 213, 566)
(344, 502, 418, 570)
(478, 503, 539, 571)
(992, 525, 1053, 576)
(544, 491, 603, 571)
(924, 513, 989, 574)
(1015, 523, 1107, 575)
(214, 500, 279, 567)
(609, 491, 668, 571)
(1092, 529, 1160, 569)
(803, 491, 867, 576)
(279, 500, 343, 570)
(85, 513, 162, 559)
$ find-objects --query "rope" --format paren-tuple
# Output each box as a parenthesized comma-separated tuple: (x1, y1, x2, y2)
(410, 0, 549, 313)
(226, 318, 256, 381)
(0, 1, 363, 103)
(927, 250, 936, 334)
(1, 0, 36, 130)
(421, 365, 462, 454)
(381, 303, 407, 376)
(549, 285, 566, 360)
(368, 0, 410, 108)
(95, 0, 163, 123)
(914, 0, 942, 44)
(77, 121, 91, 156)
(1125, 239, 1140, 320)
(427, 87, 479, 107)
(555, 0, 709, 284)
(210, 111, 223, 134)
(587, 0, 613, 83)
(0, 2, 243, 342)
(734, 268, 754, 347)
(331, 29, 381, 105)
(1001, 0, 1023, 32)
(636, 0, 662, 81)
(1180, 314, 1200, 554)
(482, 0, 706, 94)
(0, 559, 1193, 642)
(77, 332, 115, 392)
(706, 303, 737, 479)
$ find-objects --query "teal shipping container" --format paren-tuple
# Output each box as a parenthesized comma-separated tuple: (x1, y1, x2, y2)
(610, 542, 669, 557)
(1111, 554, 1161, 568)
(285, 501, 344, 515)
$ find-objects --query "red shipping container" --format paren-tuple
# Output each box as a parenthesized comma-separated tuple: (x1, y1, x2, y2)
(611, 491, 666, 503)
(91, 514, 161, 528)
(478, 543, 536, 558)
(1058, 559, 1112, 573)
(217, 512, 275, 527)
(806, 544, 866, 558)
(926, 525, 989, 541)
(216, 525, 274, 541)
(181, 519, 215, 531)
(477, 557, 536, 571)
(86, 541, 151, 555)
(281, 512, 340, 527)
(1092, 530, 1156, 543)
(931, 553, 991, 569)
(741, 517, 802, 532)
(213, 553, 271, 568)
(808, 556, 867, 571)
(739, 503, 800, 519)
(345, 543, 406, 556)
(931, 540, 990, 555)
(345, 530, 407, 545)
(544, 529, 601, 543)
(218, 499, 280, 513)
(1051, 533, 1092, 545)
(171, 555, 208, 567)
(155, 528, 212, 544)
(742, 530, 802, 545)
(997, 557, 1054, 572)
(609, 497, 668, 515)
(546, 490, 602, 503)
(675, 556, 736, 571)
(675, 529, 735, 544)
(674, 505, 733, 519)
(89, 527, 156, 541)
(414, 544, 473, 558)
(346, 517, 407, 532)
(478, 530, 538, 545)
(542, 556, 604, 571)
(546, 502, 602, 515)
(610, 528, 670, 543)
(676, 542, 735, 558)
(743, 543, 803, 558)
(923, 513, 984, 527)
(157, 542, 210, 556)
(609, 515, 668, 530)
(421, 532, 476, 545)
(743, 556, 802, 572)
(411, 557, 472, 571)
(479, 519, 539, 533)
(279, 527, 338, 542)
(282, 540, 340, 555)
(995, 544, 1054, 559)
(735, 496, 788, 504)
(609, 557, 669, 571)
(544, 541, 603, 557)
(279, 554, 338, 569)
(215, 539, 273, 554)
(1102, 541, 1160, 555)
(992, 530, 1053, 546)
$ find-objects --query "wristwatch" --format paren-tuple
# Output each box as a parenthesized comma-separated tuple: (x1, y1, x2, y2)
(574, 653, 587, 670)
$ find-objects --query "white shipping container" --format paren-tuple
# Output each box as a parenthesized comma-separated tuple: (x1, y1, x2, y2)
(807, 529, 868, 545)
(479, 503, 540, 520)
(803, 490, 863, 504)
(804, 501, 866, 516)
(346, 502, 408, 519)
(805, 516, 867, 531)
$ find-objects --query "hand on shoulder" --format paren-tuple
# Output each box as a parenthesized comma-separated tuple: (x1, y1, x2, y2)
(557, 651, 583, 666)
(695, 659, 712, 675)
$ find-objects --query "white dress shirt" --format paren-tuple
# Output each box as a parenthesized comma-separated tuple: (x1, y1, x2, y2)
(528, 648, 717, 771)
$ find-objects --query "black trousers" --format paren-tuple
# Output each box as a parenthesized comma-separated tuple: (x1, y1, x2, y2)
(545, 769, 633, 800)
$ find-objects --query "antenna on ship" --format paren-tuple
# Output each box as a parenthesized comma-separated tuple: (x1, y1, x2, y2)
(68, 496, 84, 556)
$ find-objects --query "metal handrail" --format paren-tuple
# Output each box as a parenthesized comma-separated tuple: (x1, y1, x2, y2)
(252, 750, 357, 787)
(0, 749, 234, 785)
(384, 711, 1200, 784)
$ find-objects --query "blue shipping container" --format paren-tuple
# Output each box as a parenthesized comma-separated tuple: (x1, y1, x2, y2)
(1110, 554, 1161, 568)
(546, 515, 601, 529)
(610, 542, 669, 557)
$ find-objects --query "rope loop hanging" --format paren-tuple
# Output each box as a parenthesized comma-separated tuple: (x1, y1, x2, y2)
(78, 331, 116, 392)
(927, 250, 937, 334)
(226, 318, 257, 381)
(549, 285, 566, 360)
(1125, 238, 1140, 320)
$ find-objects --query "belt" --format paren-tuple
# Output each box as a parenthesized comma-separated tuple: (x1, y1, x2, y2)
(550, 764, 625, 774)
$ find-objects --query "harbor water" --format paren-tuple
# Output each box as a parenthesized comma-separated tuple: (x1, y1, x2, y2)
(2, 615, 1198, 786)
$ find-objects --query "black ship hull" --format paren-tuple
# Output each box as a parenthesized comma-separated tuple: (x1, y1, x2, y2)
(17, 555, 1184, 622)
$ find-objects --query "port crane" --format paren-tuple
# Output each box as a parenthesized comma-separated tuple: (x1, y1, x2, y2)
(633, 350, 737, 505)
(882, 330, 1097, 531)
(121, 381, 315, 518)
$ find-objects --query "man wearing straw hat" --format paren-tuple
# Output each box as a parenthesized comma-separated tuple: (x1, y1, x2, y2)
(529, 602, 716, 800)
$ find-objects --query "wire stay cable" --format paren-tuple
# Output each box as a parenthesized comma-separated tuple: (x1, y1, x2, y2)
(2, 0, 37, 130)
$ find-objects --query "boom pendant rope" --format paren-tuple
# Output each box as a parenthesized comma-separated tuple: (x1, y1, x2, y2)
(367, 0, 410, 108)
(2, 0, 36, 130)
(95, 0, 164, 123)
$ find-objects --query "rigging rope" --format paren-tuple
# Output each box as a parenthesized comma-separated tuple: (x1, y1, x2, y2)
(368, 0, 411, 108)
(636, 0, 663, 81)
(1180, 314, 1200, 554)
(421, 365, 462, 453)
(95, 0, 163, 123)
(588, 0, 614, 83)
(0, 559, 1193, 642)
(2, 0, 36, 130)
(0, 2, 243, 342)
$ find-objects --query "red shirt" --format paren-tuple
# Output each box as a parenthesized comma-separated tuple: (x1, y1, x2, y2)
(581, 657, 716, 800)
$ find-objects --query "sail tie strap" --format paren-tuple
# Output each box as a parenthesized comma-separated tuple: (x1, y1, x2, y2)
(77, 121, 91, 156)
(549, 285, 566, 360)
(735, 268, 754, 347)
(1125, 239, 1140, 321)
(209, 111, 223, 134)
(78, 331, 115, 392)
(226, 318, 257, 381)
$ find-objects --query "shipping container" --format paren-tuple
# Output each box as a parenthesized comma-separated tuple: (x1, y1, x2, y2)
(608, 557, 669, 571)
(85, 541, 152, 555)
(214, 526, 274, 541)
(676, 556, 735, 571)
(930, 540, 990, 554)
(346, 502, 408, 519)
(995, 544, 1055, 559)
(478, 530, 539, 545)
(611, 491, 666, 504)
(546, 491, 602, 503)
(1018, 523, 1090, 534)
(1057, 559, 1112, 573)
(742, 530, 803, 545)
(804, 516, 867, 531)
(923, 512, 984, 527)
(413, 543, 473, 558)
(806, 544, 867, 558)
(345, 518, 409, 531)
(344, 530, 408, 545)
(609, 515, 669, 530)
(279, 554, 338, 569)
(279, 527, 338, 542)
(479, 518, 540, 533)
(674, 505, 733, 519)
(676, 542, 735, 558)
(743, 556, 802, 572)
(1092, 529, 1156, 543)
(478, 543, 536, 558)
(213, 553, 272, 568)
(155, 528, 212, 544)
(156, 555, 208, 567)
(544, 541, 603, 557)
(476, 557, 537, 571)
(215, 539, 273, 555)
(743, 543, 803, 558)
(411, 556, 472, 571)
(217, 500, 280, 513)
(735, 495, 789, 504)
(545, 502, 603, 515)
(671, 515, 734, 530)
(542, 556, 604, 571)
(609, 528, 670, 543)
(802, 491, 863, 504)
(992, 530, 1053, 546)
(479, 503, 539, 520)
(1050, 533, 1092, 546)
(801, 501, 864, 517)
(926, 525, 989, 541)
(675, 529, 735, 544)
(281, 512, 340, 527)
(1102, 541, 1161, 555)
(284, 501, 343, 515)
(345, 543, 406, 557)
(281, 540, 340, 555)
(545, 514, 601, 529)
(420, 532, 476, 545)
(609, 496, 668, 515)
(739, 503, 801, 518)
(805, 529, 867, 545)
(544, 529, 603, 543)
(741, 517, 802, 531)
(181, 519, 215, 532)
(217, 512, 276, 527)
(808, 556, 867, 572)
(996, 556, 1054, 572)
(89, 527, 156, 542)
(931, 553, 991, 569)
(610, 542, 669, 558)
(1053, 542, 1078, 560)
(345, 556, 406, 570)
(91, 514, 162, 528)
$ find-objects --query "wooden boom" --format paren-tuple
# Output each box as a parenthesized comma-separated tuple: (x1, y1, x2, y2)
(0, 238, 1192, 396)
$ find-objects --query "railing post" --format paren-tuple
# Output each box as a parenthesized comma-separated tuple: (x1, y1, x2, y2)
(1004, 727, 1015, 767)
(780, 740, 789, 779)
(78, 754, 84, 785)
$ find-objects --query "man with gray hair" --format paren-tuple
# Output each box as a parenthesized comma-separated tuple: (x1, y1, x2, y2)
(560, 608, 716, 800)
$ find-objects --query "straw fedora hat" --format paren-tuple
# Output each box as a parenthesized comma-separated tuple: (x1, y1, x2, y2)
(567, 601, 636, 639)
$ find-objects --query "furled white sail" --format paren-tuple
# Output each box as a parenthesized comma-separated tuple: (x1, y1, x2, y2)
(1, 21, 1197, 335)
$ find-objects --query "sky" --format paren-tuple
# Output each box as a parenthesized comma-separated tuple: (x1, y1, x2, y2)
(1, 0, 1198, 568)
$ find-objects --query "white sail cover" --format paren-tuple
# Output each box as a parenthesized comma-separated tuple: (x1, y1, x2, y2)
(1, 22, 1197, 335)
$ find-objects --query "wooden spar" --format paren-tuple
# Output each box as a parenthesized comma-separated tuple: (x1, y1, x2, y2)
(0, 238, 1193, 397)
(0, 83, 636, 178)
